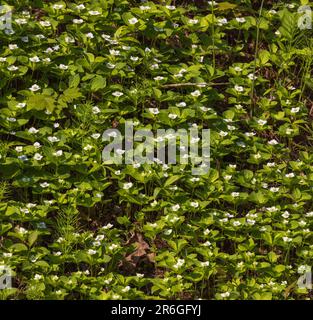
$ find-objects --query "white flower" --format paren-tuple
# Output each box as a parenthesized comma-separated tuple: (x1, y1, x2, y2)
(266, 206, 279, 213)
(150, 63, 159, 70)
(34, 274, 42, 280)
(128, 17, 138, 25)
(275, 30, 281, 36)
(7, 65, 19, 71)
(52, 4, 64, 9)
(231, 192, 240, 197)
(305, 211, 313, 217)
(130, 56, 139, 62)
(149, 108, 159, 115)
(109, 49, 120, 56)
(173, 258, 185, 269)
(112, 91, 123, 97)
(15, 18, 27, 24)
(201, 261, 210, 267)
(291, 107, 300, 113)
(53, 251, 62, 256)
(168, 113, 178, 119)
(191, 90, 201, 97)
(91, 133, 100, 140)
(29, 56, 41, 63)
(247, 219, 255, 225)
(106, 62, 116, 69)
(236, 17, 246, 23)
(73, 19, 84, 24)
(234, 66, 242, 72)
(59, 64, 68, 70)
(234, 85, 244, 92)
(29, 84, 41, 92)
(3, 252, 12, 257)
(298, 265, 310, 274)
(15, 146, 23, 152)
(108, 244, 118, 250)
(171, 204, 180, 211)
(92, 106, 101, 114)
(122, 286, 131, 292)
(45, 47, 54, 53)
(270, 187, 279, 192)
(40, 21, 51, 27)
(189, 19, 199, 24)
(29, 127, 39, 134)
(85, 32, 94, 39)
(248, 73, 257, 80)
(88, 10, 100, 16)
(48, 136, 60, 143)
(190, 201, 199, 208)
(217, 18, 228, 26)
(33, 153, 43, 161)
(15, 102, 26, 109)
(40, 182, 49, 188)
(177, 102, 187, 107)
(102, 223, 113, 230)
(53, 150, 63, 157)
(221, 292, 230, 298)
(154, 76, 164, 81)
(123, 182, 133, 190)
(285, 173, 295, 178)
(219, 131, 228, 137)
(166, 5, 176, 10)
(269, 9, 277, 15)
(233, 221, 241, 226)
(266, 162, 276, 167)
(83, 145, 93, 151)
(140, 5, 151, 10)
(268, 139, 278, 145)
(9, 44, 18, 50)
(95, 234, 104, 241)
(87, 249, 97, 255)
(283, 236, 292, 243)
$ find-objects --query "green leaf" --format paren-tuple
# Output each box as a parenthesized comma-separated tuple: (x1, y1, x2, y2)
(262, 232, 273, 245)
(27, 94, 56, 112)
(164, 175, 181, 187)
(0, 223, 12, 235)
(274, 265, 286, 273)
(68, 74, 80, 88)
(217, 2, 237, 10)
(10, 243, 28, 252)
(28, 231, 39, 247)
(91, 76, 106, 92)
(268, 251, 278, 263)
